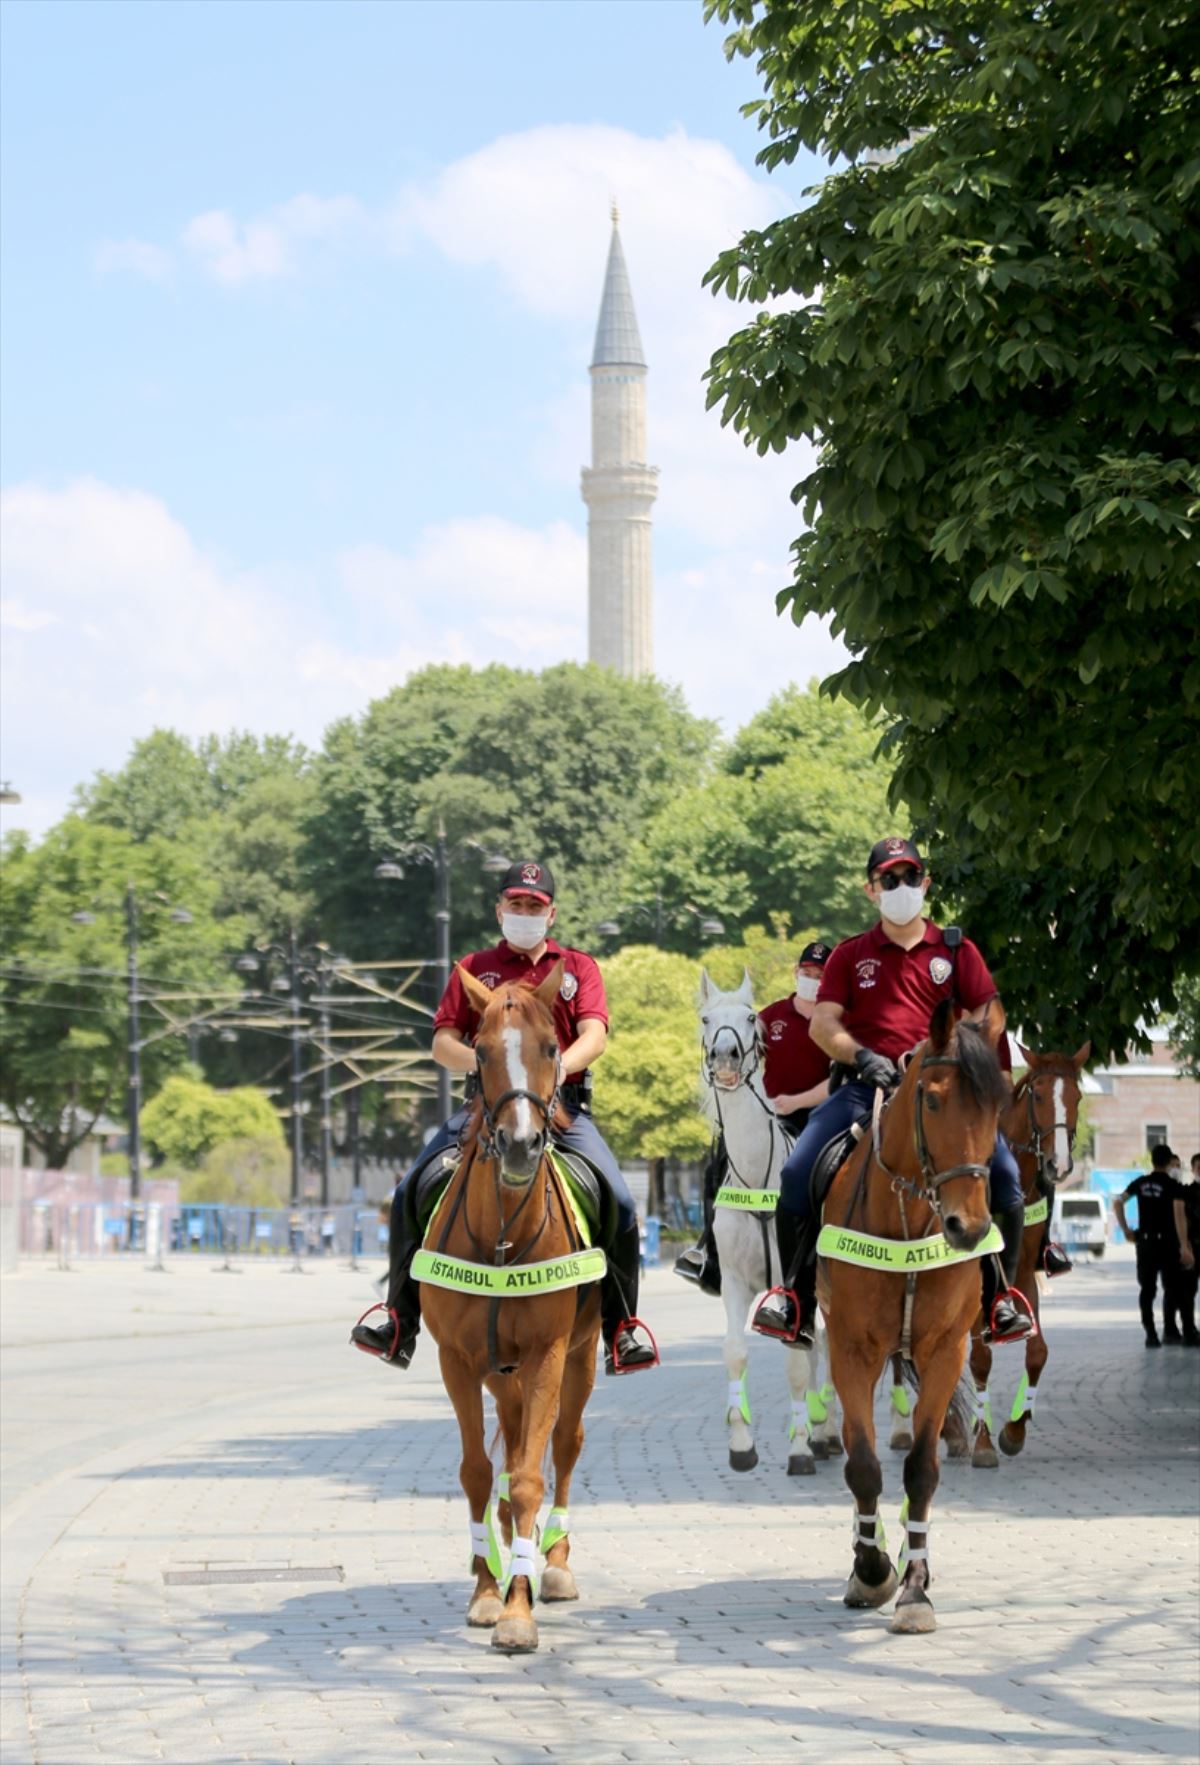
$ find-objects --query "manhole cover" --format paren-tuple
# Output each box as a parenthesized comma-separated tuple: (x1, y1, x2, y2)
(163, 1566, 345, 1585)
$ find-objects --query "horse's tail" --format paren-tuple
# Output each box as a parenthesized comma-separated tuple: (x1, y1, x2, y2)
(897, 1357, 976, 1441)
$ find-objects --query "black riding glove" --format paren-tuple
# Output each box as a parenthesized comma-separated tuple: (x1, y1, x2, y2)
(854, 1047, 900, 1090)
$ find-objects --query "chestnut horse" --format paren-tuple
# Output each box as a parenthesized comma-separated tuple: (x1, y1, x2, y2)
(419, 960, 604, 1654)
(820, 998, 1008, 1634)
(966, 1042, 1090, 1468)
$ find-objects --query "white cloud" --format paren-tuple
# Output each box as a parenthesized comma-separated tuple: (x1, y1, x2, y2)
(94, 238, 174, 281)
(181, 193, 367, 284)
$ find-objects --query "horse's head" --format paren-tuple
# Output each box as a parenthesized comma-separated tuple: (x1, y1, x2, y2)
(698, 968, 761, 1094)
(457, 961, 563, 1185)
(897, 996, 1010, 1251)
(1013, 1040, 1091, 1185)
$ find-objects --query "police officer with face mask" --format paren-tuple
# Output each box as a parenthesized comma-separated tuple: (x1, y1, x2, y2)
(751, 838, 1032, 1350)
(350, 862, 657, 1376)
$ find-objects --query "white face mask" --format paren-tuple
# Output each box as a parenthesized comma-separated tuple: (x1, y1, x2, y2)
(502, 912, 549, 950)
(878, 883, 926, 925)
(794, 975, 821, 1002)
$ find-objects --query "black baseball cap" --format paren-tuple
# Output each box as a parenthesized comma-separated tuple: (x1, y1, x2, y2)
(497, 860, 555, 904)
(796, 941, 832, 966)
(866, 837, 925, 878)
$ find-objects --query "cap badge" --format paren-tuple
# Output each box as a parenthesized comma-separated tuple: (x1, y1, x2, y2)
(520, 864, 541, 886)
(929, 956, 953, 985)
(886, 838, 906, 854)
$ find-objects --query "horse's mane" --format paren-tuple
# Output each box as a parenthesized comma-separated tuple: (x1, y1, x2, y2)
(950, 1021, 1009, 1113)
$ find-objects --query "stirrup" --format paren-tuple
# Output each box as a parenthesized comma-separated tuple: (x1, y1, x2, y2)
(984, 1287, 1039, 1346)
(350, 1302, 403, 1361)
(1041, 1240, 1072, 1277)
(605, 1317, 660, 1375)
(751, 1286, 805, 1343)
(673, 1247, 705, 1284)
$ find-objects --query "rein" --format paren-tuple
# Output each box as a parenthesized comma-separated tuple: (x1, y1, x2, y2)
(1006, 1073, 1075, 1191)
(702, 1025, 785, 1192)
(869, 1052, 993, 1220)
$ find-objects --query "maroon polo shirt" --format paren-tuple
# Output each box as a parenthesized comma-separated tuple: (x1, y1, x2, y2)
(818, 920, 1005, 1065)
(758, 997, 832, 1099)
(433, 939, 609, 1067)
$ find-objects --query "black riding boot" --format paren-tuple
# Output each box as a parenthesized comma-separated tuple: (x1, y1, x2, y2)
(982, 1205, 1035, 1343)
(674, 1140, 723, 1296)
(603, 1224, 659, 1374)
(1035, 1172, 1071, 1275)
(350, 1196, 422, 1368)
(750, 1207, 816, 1347)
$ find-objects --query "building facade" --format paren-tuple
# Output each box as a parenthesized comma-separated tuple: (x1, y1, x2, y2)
(581, 211, 658, 677)
(1084, 1030, 1200, 1168)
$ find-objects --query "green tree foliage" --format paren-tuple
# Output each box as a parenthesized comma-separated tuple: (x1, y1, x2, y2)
(142, 1074, 284, 1168)
(623, 684, 896, 946)
(703, 919, 824, 1007)
(0, 819, 235, 1167)
(179, 1135, 289, 1207)
(591, 946, 712, 1166)
(79, 730, 317, 941)
(705, 0, 1200, 1057)
(305, 663, 717, 965)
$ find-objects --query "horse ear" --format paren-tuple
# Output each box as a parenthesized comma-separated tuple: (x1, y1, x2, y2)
(979, 995, 1007, 1051)
(532, 958, 565, 1010)
(698, 969, 714, 1006)
(1016, 1042, 1034, 1066)
(929, 999, 956, 1053)
(1072, 1040, 1092, 1069)
(457, 963, 494, 1014)
(736, 968, 754, 1005)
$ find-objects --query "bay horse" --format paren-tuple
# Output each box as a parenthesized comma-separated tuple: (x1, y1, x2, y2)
(820, 997, 1008, 1633)
(418, 960, 604, 1654)
(965, 1042, 1090, 1468)
(698, 972, 840, 1475)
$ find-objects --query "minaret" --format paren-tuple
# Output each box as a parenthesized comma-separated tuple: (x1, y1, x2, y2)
(581, 207, 658, 676)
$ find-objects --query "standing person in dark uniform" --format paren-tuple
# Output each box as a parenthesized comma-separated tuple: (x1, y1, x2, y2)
(674, 941, 833, 1291)
(751, 837, 1032, 1349)
(1114, 1145, 1196, 1347)
(350, 861, 657, 1376)
(1168, 1154, 1200, 1346)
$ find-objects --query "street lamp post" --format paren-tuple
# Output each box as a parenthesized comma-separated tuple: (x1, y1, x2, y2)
(375, 826, 509, 1122)
(287, 932, 305, 1209)
(596, 895, 725, 949)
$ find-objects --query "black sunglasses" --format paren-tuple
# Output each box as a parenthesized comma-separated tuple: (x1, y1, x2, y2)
(876, 868, 924, 890)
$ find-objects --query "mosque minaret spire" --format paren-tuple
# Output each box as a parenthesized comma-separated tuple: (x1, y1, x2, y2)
(581, 205, 658, 676)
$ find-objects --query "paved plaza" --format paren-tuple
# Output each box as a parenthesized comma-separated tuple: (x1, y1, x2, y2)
(1, 1244, 1197, 1765)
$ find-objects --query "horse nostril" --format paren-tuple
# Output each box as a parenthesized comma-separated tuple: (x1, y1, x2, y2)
(495, 1127, 511, 1159)
(943, 1214, 963, 1239)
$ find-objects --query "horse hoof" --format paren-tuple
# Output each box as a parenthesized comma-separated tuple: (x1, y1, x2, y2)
(824, 1436, 844, 1457)
(998, 1425, 1025, 1457)
(890, 1593, 937, 1634)
(466, 1593, 505, 1628)
(729, 1446, 758, 1472)
(492, 1615, 539, 1653)
(787, 1453, 816, 1477)
(971, 1444, 1000, 1469)
(540, 1565, 579, 1602)
(944, 1436, 969, 1460)
(810, 1438, 830, 1461)
(890, 1430, 913, 1453)
(844, 1565, 898, 1609)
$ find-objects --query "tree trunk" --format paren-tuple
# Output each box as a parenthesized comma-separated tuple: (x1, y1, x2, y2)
(647, 1157, 665, 1218)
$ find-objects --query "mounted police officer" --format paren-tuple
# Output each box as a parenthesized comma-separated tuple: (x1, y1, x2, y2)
(751, 837, 1033, 1348)
(675, 941, 834, 1292)
(350, 861, 657, 1376)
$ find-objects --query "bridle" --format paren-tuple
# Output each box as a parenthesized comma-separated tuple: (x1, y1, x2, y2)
(702, 1020, 762, 1092)
(701, 1018, 785, 1191)
(475, 1054, 562, 1170)
(1007, 1071, 1075, 1186)
(872, 1051, 993, 1218)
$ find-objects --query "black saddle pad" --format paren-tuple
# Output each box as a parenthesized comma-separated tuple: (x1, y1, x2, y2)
(811, 1121, 867, 1214)
(409, 1140, 613, 1244)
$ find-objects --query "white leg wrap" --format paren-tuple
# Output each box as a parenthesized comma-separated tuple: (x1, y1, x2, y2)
(853, 1510, 886, 1549)
(503, 1534, 541, 1600)
(902, 1518, 930, 1566)
(788, 1399, 809, 1447)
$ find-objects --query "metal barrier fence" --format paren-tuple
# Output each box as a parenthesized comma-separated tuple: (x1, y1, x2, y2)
(15, 1200, 389, 1266)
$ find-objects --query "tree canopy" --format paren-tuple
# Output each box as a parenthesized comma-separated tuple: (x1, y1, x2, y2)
(591, 946, 712, 1167)
(704, 0, 1200, 1058)
(141, 1073, 284, 1168)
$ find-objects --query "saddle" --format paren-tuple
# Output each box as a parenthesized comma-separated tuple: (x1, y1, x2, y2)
(811, 1119, 869, 1218)
(410, 1144, 610, 1247)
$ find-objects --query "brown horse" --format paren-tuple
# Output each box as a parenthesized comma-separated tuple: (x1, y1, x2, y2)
(966, 1042, 1090, 1468)
(419, 960, 604, 1654)
(820, 998, 1008, 1634)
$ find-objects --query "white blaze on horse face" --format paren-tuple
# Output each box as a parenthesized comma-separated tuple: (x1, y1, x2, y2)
(1053, 1077, 1070, 1175)
(502, 1025, 533, 1146)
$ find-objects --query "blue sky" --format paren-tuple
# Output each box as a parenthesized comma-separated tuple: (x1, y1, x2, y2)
(1, 0, 841, 836)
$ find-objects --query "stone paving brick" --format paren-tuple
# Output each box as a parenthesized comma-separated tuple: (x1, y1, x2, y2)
(3, 1252, 1198, 1764)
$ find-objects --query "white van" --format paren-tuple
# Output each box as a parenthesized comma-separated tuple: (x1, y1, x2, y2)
(1052, 1191, 1108, 1258)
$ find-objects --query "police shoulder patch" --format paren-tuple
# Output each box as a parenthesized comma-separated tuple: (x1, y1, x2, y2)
(929, 956, 953, 986)
(560, 971, 579, 1001)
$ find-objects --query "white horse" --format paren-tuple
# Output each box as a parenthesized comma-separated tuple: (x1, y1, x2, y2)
(698, 970, 841, 1475)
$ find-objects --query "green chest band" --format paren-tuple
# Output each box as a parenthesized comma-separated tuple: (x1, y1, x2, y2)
(714, 1184, 779, 1213)
(1023, 1196, 1049, 1226)
(412, 1245, 607, 1296)
(817, 1221, 1003, 1272)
